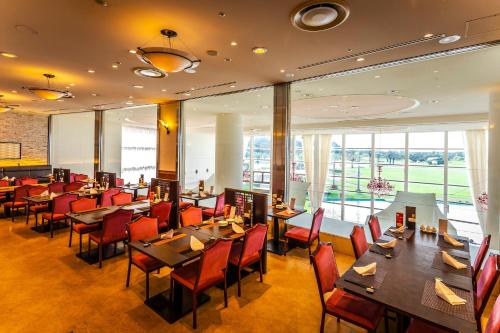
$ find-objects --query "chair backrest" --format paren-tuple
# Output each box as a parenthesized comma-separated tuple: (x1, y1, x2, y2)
(475, 255, 500, 316)
(0, 180, 9, 187)
(127, 216, 158, 242)
(74, 174, 88, 182)
(473, 234, 491, 281)
(150, 201, 172, 229)
(101, 209, 133, 242)
(63, 182, 85, 192)
(368, 215, 382, 242)
(240, 224, 268, 265)
(70, 198, 97, 213)
(311, 243, 340, 308)
(309, 207, 324, 242)
(101, 188, 121, 207)
(52, 193, 78, 215)
(180, 207, 203, 227)
(116, 178, 125, 187)
(20, 178, 38, 186)
(485, 295, 500, 333)
(350, 226, 369, 259)
(195, 238, 233, 289)
(70, 173, 76, 183)
(48, 182, 65, 194)
(111, 192, 133, 206)
(28, 186, 46, 197)
(13, 185, 31, 201)
(214, 192, 225, 216)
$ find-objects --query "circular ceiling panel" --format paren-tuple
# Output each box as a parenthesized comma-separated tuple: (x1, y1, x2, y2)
(291, 1, 350, 32)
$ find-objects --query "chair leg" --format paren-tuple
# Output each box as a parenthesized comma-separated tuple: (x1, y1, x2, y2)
(192, 292, 198, 329)
(88, 237, 91, 258)
(259, 258, 264, 282)
(146, 271, 150, 300)
(68, 221, 73, 247)
(26, 205, 30, 224)
(308, 243, 313, 264)
(50, 219, 54, 238)
(79, 234, 83, 255)
(283, 238, 288, 256)
(126, 259, 132, 288)
(98, 243, 103, 268)
(223, 274, 228, 307)
(237, 267, 242, 297)
(320, 310, 326, 333)
(113, 242, 117, 255)
(170, 277, 174, 303)
(34, 212, 38, 228)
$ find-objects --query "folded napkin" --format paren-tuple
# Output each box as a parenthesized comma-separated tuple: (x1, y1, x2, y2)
(160, 229, 174, 239)
(377, 239, 397, 249)
(443, 232, 464, 247)
(353, 262, 377, 276)
(199, 192, 207, 198)
(40, 190, 49, 197)
(286, 206, 294, 214)
(1, 176, 8, 181)
(442, 251, 467, 269)
(435, 278, 467, 305)
(232, 223, 245, 234)
(203, 217, 215, 224)
(78, 186, 86, 191)
(89, 188, 97, 194)
(190, 236, 204, 251)
(49, 192, 58, 199)
(389, 225, 405, 233)
(11, 177, 15, 181)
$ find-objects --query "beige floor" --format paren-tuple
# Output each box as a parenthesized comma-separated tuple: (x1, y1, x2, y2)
(0, 212, 494, 333)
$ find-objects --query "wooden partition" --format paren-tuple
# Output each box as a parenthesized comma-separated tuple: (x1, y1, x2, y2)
(53, 168, 70, 183)
(95, 171, 116, 188)
(151, 178, 179, 229)
(224, 188, 268, 225)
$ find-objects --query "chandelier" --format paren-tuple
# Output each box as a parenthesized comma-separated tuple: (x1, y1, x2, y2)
(27, 74, 72, 100)
(136, 29, 200, 74)
(367, 165, 394, 197)
(477, 192, 488, 211)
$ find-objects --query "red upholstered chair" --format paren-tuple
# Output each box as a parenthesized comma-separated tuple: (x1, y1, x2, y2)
(0, 179, 9, 201)
(150, 201, 172, 232)
(115, 177, 125, 187)
(126, 216, 165, 300)
(4, 185, 31, 222)
(473, 234, 491, 290)
(63, 182, 85, 192)
(312, 243, 385, 333)
(170, 238, 233, 329)
(202, 192, 225, 218)
(111, 192, 133, 206)
(179, 198, 193, 211)
(74, 174, 88, 182)
(350, 225, 369, 259)
(228, 223, 268, 296)
(100, 188, 121, 207)
(68, 198, 99, 255)
(474, 255, 500, 331)
(20, 178, 38, 186)
(135, 186, 150, 201)
(88, 209, 133, 268)
(48, 182, 65, 194)
(484, 295, 500, 333)
(70, 173, 76, 183)
(284, 207, 324, 259)
(368, 215, 382, 242)
(26, 186, 49, 226)
(42, 193, 78, 237)
(180, 207, 203, 227)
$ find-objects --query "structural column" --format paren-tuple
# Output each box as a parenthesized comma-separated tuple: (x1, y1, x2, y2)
(215, 113, 243, 192)
(157, 101, 181, 180)
(272, 83, 291, 199)
(487, 90, 500, 250)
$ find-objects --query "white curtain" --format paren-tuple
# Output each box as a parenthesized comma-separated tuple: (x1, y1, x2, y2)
(464, 129, 488, 234)
(316, 134, 332, 209)
(302, 135, 315, 207)
(121, 126, 157, 183)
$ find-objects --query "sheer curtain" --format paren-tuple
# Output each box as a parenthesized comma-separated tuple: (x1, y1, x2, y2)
(316, 134, 332, 209)
(464, 129, 488, 233)
(302, 135, 314, 207)
(121, 126, 157, 183)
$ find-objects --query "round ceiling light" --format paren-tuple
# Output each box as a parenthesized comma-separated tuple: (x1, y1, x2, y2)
(136, 29, 200, 73)
(133, 67, 166, 78)
(438, 35, 461, 44)
(252, 47, 268, 54)
(291, 1, 350, 32)
(26, 74, 73, 100)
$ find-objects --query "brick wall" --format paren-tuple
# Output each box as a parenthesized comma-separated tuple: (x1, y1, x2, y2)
(0, 112, 48, 166)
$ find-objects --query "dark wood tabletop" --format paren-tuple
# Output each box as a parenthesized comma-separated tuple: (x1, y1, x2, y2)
(180, 193, 217, 201)
(335, 230, 476, 333)
(66, 200, 151, 224)
(118, 184, 150, 190)
(267, 207, 306, 220)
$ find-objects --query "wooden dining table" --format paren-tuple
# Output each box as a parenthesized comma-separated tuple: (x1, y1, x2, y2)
(180, 192, 217, 207)
(335, 229, 476, 333)
(117, 184, 149, 200)
(267, 207, 306, 255)
(128, 221, 261, 324)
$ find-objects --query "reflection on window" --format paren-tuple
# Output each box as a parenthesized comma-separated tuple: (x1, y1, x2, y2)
(121, 126, 156, 184)
(243, 135, 271, 192)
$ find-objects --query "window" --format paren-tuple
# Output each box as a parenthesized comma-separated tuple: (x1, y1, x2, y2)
(243, 135, 272, 192)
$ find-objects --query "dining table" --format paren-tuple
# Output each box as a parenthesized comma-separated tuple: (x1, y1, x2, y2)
(1, 184, 47, 217)
(180, 192, 217, 207)
(128, 220, 257, 324)
(266, 207, 306, 255)
(117, 184, 150, 200)
(66, 200, 151, 264)
(335, 229, 476, 333)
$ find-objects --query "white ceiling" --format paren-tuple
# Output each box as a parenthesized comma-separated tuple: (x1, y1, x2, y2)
(1, 0, 499, 114)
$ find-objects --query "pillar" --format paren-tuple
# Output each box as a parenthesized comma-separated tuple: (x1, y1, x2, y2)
(272, 83, 291, 199)
(157, 101, 181, 180)
(215, 113, 243, 192)
(487, 90, 500, 250)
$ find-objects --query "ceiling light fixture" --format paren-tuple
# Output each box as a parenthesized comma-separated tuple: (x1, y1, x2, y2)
(112, 62, 121, 69)
(424, 33, 434, 38)
(87, 69, 95, 73)
(129, 49, 137, 54)
(26, 74, 73, 100)
(1, 52, 17, 58)
(125, 101, 134, 105)
(291, 1, 350, 32)
(184, 92, 191, 96)
(230, 41, 238, 46)
(252, 47, 268, 54)
(161, 89, 167, 92)
(133, 67, 166, 78)
(132, 85, 144, 89)
(224, 58, 232, 62)
(230, 85, 236, 88)
(280, 69, 285, 73)
(356, 57, 365, 62)
(91, 93, 98, 97)
(11, 90, 17, 94)
(136, 29, 200, 73)
(69, 83, 75, 86)
(438, 35, 461, 44)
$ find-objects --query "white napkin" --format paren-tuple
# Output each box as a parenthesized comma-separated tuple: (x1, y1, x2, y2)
(49, 192, 58, 199)
(11, 177, 15, 181)
(353, 262, 377, 276)
(232, 223, 245, 234)
(203, 217, 215, 224)
(390, 225, 405, 233)
(190, 236, 204, 251)
(78, 186, 85, 191)
(160, 229, 174, 239)
(1, 176, 8, 181)
(40, 190, 49, 197)
(200, 192, 207, 198)
(435, 278, 466, 305)
(89, 188, 97, 194)
(377, 239, 397, 249)
(442, 251, 467, 269)
(443, 233, 464, 247)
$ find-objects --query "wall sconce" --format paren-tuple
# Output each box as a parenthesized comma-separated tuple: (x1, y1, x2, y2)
(159, 119, 170, 134)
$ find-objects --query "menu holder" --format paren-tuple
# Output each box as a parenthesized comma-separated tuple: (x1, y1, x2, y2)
(439, 219, 448, 235)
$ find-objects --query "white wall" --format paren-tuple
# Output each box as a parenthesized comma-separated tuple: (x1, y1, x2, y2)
(184, 129, 215, 190)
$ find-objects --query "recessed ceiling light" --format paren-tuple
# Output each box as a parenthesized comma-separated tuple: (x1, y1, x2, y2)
(133, 67, 166, 78)
(87, 69, 95, 73)
(438, 35, 461, 44)
(230, 41, 238, 46)
(65, 86, 70, 89)
(218, 12, 226, 17)
(1, 52, 17, 58)
(356, 57, 365, 62)
(129, 49, 137, 54)
(184, 92, 191, 96)
(374, 75, 381, 79)
(280, 69, 285, 73)
(91, 93, 98, 97)
(252, 47, 268, 55)
(424, 33, 434, 38)
(132, 85, 144, 89)
(206, 50, 218, 56)
(224, 58, 232, 62)
(230, 85, 236, 88)
(161, 89, 167, 92)
(11, 90, 17, 93)
(286, 73, 295, 78)
(125, 101, 134, 105)
(351, 105, 360, 109)
(112, 62, 121, 69)
(69, 83, 75, 87)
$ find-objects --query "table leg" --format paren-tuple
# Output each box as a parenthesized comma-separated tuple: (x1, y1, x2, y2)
(267, 216, 286, 255)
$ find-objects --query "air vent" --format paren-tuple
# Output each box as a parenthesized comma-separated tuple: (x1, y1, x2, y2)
(175, 81, 237, 95)
(291, 1, 349, 32)
(297, 34, 446, 70)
